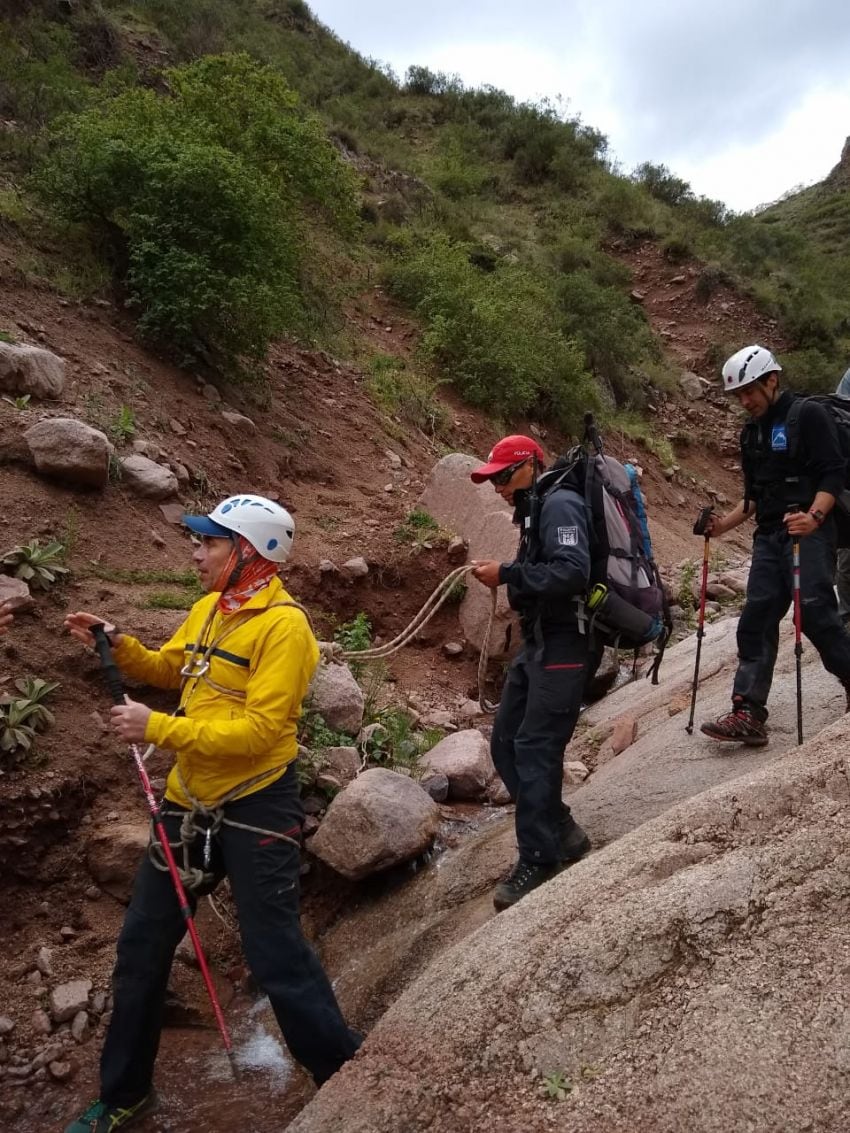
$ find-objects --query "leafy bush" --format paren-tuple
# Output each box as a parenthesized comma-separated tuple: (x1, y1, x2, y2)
(334, 612, 372, 654)
(35, 53, 360, 368)
(361, 707, 442, 773)
(558, 270, 656, 406)
(387, 232, 595, 427)
(109, 405, 136, 444)
(633, 161, 692, 207)
(2, 540, 69, 589)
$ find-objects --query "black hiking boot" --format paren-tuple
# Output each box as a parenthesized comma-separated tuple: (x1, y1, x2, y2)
(493, 859, 556, 911)
(700, 705, 768, 747)
(64, 1091, 158, 1133)
(560, 820, 591, 864)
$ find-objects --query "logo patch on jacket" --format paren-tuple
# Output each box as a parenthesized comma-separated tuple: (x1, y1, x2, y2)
(771, 424, 788, 451)
(557, 526, 579, 546)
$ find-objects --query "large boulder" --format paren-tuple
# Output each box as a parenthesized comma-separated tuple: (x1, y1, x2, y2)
(418, 729, 495, 800)
(309, 662, 364, 736)
(288, 723, 850, 1133)
(119, 454, 178, 500)
(309, 768, 440, 880)
(418, 453, 518, 657)
(86, 822, 148, 903)
(24, 417, 109, 488)
(0, 342, 65, 399)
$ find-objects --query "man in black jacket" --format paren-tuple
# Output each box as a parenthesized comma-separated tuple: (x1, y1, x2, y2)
(470, 435, 591, 909)
(701, 345, 850, 746)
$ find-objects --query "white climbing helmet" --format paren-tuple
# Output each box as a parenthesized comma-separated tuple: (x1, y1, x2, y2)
(183, 494, 295, 563)
(721, 345, 782, 393)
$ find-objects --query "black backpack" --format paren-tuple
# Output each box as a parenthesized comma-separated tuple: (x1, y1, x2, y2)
(785, 395, 850, 546)
(530, 416, 673, 683)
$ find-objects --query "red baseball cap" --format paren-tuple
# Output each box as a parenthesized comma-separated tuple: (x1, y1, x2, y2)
(470, 434, 545, 483)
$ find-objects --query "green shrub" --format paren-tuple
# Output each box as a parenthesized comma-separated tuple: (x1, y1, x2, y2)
(334, 612, 372, 654)
(386, 232, 595, 427)
(109, 405, 136, 444)
(558, 270, 656, 406)
(34, 53, 360, 368)
(361, 707, 442, 772)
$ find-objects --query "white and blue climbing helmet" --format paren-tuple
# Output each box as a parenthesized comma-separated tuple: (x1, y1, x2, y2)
(183, 494, 295, 563)
(721, 345, 782, 393)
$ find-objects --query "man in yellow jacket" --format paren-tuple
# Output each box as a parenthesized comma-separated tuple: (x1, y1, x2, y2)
(63, 494, 361, 1133)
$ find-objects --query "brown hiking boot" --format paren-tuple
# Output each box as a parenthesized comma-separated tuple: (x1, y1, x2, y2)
(700, 705, 768, 746)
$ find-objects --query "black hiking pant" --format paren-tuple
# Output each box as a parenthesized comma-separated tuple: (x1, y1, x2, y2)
(490, 628, 587, 865)
(733, 522, 850, 715)
(100, 768, 361, 1107)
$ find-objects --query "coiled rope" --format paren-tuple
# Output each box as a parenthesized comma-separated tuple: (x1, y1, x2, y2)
(334, 563, 499, 713)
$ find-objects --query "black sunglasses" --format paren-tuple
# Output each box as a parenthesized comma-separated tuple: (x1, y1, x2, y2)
(490, 459, 528, 486)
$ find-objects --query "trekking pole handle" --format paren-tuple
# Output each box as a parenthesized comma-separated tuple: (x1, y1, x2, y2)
(584, 411, 604, 455)
(91, 624, 127, 707)
(692, 506, 715, 537)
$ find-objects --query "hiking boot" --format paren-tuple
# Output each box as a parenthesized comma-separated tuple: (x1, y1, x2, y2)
(842, 681, 850, 714)
(64, 1091, 157, 1133)
(560, 820, 591, 864)
(700, 705, 768, 747)
(493, 860, 556, 911)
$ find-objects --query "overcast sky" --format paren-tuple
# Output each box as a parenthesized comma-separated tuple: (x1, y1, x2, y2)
(308, 0, 850, 213)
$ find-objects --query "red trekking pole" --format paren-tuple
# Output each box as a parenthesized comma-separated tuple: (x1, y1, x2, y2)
(91, 624, 239, 1079)
(686, 507, 714, 735)
(788, 509, 804, 746)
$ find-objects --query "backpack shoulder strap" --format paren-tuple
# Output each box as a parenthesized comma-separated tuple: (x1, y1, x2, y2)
(785, 395, 806, 459)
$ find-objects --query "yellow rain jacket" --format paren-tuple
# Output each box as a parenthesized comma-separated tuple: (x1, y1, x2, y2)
(113, 576, 319, 808)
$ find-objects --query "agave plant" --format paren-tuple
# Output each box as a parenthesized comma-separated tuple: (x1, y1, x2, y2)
(12, 677, 60, 729)
(0, 677, 59, 768)
(0, 700, 37, 756)
(1, 540, 70, 590)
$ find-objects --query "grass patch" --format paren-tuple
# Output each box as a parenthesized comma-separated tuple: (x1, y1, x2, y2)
(393, 507, 441, 545)
(139, 590, 199, 610)
(84, 565, 199, 585)
(611, 412, 675, 468)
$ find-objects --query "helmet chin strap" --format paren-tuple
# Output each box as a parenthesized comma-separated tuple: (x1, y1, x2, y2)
(212, 535, 256, 594)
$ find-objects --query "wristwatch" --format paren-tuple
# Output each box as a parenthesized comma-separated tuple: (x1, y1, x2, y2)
(810, 508, 825, 527)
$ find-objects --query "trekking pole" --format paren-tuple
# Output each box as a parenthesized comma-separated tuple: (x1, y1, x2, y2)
(90, 624, 239, 1080)
(685, 506, 714, 735)
(788, 507, 804, 745)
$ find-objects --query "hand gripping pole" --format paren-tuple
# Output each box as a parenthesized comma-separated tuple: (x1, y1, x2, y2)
(91, 624, 239, 1078)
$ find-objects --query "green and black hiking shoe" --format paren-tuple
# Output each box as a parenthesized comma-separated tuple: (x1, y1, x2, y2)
(493, 859, 556, 911)
(64, 1091, 157, 1133)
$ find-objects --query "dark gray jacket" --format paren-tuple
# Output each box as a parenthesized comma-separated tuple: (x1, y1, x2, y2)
(498, 478, 590, 636)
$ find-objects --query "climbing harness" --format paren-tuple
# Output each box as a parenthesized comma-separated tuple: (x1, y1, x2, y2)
(148, 765, 301, 894)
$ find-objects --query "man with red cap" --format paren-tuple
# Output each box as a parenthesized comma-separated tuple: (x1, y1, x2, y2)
(470, 436, 591, 909)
